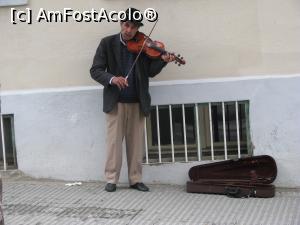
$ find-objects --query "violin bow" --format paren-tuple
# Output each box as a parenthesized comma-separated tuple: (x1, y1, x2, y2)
(125, 19, 159, 80)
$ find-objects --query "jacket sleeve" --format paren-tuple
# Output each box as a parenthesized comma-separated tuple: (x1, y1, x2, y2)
(148, 58, 168, 78)
(90, 39, 114, 88)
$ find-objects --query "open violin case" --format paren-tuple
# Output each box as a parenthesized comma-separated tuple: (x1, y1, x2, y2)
(186, 155, 277, 198)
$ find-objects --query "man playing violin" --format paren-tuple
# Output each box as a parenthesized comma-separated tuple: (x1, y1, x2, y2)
(90, 7, 175, 192)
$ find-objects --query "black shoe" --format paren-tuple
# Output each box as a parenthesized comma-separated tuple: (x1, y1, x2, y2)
(130, 182, 149, 192)
(105, 183, 116, 192)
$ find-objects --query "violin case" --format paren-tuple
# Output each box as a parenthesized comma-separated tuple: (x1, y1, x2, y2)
(186, 155, 277, 198)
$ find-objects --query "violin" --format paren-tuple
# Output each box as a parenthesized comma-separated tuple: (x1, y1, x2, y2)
(126, 31, 186, 66)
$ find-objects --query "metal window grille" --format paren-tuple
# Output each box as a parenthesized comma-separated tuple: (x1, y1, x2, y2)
(0, 114, 18, 170)
(144, 101, 251, 164)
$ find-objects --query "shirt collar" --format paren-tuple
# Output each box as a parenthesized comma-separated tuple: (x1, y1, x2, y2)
(120, 33, 126, 46)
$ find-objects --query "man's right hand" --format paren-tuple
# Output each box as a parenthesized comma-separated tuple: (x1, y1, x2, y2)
(111, 76, 128, 90)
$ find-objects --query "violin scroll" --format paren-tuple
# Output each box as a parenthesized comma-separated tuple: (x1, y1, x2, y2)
(171, 53, 186, 66)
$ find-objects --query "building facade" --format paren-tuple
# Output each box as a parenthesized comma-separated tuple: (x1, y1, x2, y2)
(1, 0, 300, 187)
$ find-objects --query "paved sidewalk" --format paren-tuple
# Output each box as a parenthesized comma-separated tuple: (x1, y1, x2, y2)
(1, 171, 300, 225)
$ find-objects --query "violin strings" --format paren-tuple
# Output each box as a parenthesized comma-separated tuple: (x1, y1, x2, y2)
(125, 19, 159, 80)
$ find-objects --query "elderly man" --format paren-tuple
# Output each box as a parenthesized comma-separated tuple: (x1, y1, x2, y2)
(90, 7, 174, 192)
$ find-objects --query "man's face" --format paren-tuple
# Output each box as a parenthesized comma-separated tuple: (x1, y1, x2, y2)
(120, 21, 139, 41)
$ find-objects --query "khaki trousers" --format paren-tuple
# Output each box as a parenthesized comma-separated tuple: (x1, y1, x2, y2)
(105, 103, 145, 185)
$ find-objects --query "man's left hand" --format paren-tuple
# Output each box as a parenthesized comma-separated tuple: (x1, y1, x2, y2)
(161, 53, 176, 63)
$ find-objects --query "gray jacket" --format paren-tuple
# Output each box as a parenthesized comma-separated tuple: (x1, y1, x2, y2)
(90, 33, 167, 116)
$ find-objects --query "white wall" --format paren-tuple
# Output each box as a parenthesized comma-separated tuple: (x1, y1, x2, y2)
(2, 75, 300, 188)
(1, 0, 300, 90)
